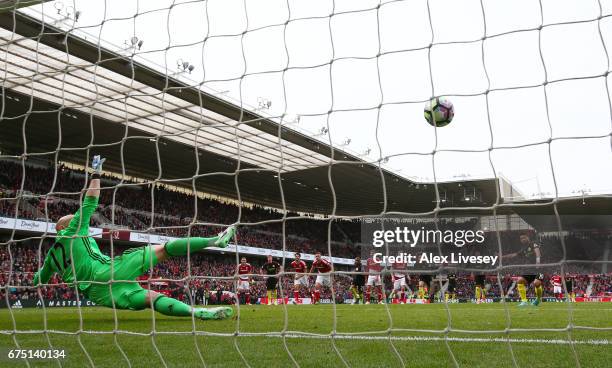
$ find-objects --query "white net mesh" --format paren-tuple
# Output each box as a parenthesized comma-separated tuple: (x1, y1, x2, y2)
(0, 0, 611, 367)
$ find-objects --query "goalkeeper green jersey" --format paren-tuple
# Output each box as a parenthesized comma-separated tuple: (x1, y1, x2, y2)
(33, 196, 110, 291)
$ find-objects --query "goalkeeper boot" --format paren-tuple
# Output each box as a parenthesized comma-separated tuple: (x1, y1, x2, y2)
(213, 226, 236, 248)
(518, 301, 530, 307)
(531, 299, 541, 307)
(195, 307, 234, 320)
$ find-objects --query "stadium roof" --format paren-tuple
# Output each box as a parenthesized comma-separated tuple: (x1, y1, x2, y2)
(505, 196, 612, 232)
(1, 9, 610, 219)
(0, 21, 331, 174)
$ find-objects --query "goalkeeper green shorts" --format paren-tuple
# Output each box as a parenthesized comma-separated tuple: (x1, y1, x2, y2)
(86, 245, 158, 310)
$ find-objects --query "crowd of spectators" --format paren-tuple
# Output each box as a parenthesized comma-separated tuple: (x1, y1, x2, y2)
(4, 160, 607, 264)
(2, 239, 611, 304)
(0, 159, 361, 258)
(0, 239, 356, 303)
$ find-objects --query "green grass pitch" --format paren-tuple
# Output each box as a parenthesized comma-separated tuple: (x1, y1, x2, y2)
(1, 303, 611, 367)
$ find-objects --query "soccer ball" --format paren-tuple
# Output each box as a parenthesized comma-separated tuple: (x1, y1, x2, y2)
(424, 97, 454, 127)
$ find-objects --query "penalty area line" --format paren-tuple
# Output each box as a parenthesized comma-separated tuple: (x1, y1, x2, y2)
(260, 334, 610, 346)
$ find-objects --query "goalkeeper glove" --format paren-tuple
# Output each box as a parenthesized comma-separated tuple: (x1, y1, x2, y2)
(92, 155, 106, 175)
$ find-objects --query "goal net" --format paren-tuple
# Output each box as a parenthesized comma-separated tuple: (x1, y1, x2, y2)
(0, 0, 611, 367)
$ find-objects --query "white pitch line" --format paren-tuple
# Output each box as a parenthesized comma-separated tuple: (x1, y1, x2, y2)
(331, 306, 612, 312)
(261, 334, 610, 346)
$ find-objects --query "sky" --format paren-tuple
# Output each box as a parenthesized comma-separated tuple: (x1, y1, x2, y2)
(18, 0, 612, 200)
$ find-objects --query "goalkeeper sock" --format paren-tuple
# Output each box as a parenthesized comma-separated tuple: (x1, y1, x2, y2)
(272, 290, 277, 300)
(535, 285, 543, 301)
(475, 286, 482, 301)
(153, 296, 193, 317)
(418, 286, 424, 299)
(517, 283, 527, 302)
(164, 237, 217, 256)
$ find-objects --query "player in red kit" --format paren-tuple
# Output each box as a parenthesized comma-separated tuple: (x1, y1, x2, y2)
(236, 257, 253, 305)
(391, 260, 408, 304)
(309, 251, 332, 304)
(365, 251, 385, 304)
(551, 275, 563, 302)
(291, 252, 309, 304)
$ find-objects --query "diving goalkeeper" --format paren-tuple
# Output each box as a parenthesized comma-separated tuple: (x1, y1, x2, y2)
(33, 155, 235, 320)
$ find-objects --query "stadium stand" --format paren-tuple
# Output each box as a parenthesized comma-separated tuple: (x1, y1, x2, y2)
(2, 159, 611, 305)
(0, 159, 361, 258)
(2, 237, 610, 304)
